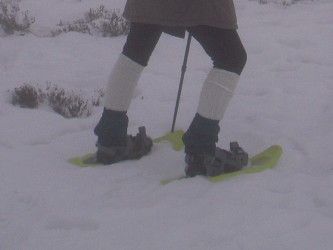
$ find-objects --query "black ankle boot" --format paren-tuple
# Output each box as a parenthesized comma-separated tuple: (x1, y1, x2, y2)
(182, 113, 220, 155)
(183, 114, 248, 177)
(94, 109, 152, 164)
(94, 108, 128, 146)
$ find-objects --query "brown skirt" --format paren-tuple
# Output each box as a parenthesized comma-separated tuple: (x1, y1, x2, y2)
(123, 0, 238, 30)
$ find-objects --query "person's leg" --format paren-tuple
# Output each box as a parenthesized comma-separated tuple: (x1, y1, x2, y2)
(95, 23, 162, 147)
(94, 23, 162, 163)
(189, 26, 247, 75)
(122, 23, 162, 67)
(183, 26, 247, 176)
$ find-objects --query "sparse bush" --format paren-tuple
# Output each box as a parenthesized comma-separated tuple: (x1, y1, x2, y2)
(10, 83, 104, 118)
(45, 84, 91, 119)
(53, 5, 129, 37)
(92, 88, 105, 106)
(0, 0, 35, 35)
(11, 83, 39, 108)
(257, 0, 312, 6)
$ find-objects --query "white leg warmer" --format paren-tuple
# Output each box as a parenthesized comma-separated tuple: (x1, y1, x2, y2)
(104, 54, 144, 111)
(197, 68, 240, 121)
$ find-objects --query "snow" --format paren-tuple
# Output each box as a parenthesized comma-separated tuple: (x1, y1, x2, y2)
(1, 0, 333, 249)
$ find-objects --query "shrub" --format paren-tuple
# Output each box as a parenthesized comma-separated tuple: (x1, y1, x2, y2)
(53, 5, 129, 37)
(11, 83, 39, 108)
(257, 0, 312, 6)
(0, 0, 35, 35)
(91, 88, 105, 106)
(10, 83, 104, 118)
(45, 84, 91, 119)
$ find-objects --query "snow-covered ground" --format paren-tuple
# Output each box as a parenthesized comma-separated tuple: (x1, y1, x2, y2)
(1, 0, 333, 249)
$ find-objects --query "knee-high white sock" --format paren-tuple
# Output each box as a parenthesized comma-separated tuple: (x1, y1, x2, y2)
(104, 54, 144, 111)
(197, 68, 240, 121)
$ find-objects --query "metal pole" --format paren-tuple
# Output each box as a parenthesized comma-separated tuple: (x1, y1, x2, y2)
(171, 33, 192, 132)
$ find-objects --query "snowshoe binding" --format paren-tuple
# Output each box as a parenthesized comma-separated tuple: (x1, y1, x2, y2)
(185, 142, 249, 177)
(96, 126, 153, 165)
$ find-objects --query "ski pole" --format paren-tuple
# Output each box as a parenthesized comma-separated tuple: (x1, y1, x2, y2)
(171, 33, 192, 132)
